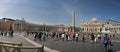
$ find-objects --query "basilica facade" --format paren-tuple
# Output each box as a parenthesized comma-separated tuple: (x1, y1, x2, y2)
(81, 17, 103, 33)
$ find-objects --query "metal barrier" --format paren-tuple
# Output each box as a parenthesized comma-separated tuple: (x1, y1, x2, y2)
(0, 41, 22, 46)
(0, 41, 44, 52)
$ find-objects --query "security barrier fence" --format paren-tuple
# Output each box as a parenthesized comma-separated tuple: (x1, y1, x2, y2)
(0, 41, 44, 52)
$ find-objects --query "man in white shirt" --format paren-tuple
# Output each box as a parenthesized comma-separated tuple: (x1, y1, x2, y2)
(75, 33, 79, 42)
(61, 33, 65, 41)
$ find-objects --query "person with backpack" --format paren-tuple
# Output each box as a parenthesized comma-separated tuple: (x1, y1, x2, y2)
(103, 34, 110, 52)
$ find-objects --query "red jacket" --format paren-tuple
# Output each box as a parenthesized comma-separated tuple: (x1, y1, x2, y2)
(67, 33, 70, 37)
(109, 37, 112, 43)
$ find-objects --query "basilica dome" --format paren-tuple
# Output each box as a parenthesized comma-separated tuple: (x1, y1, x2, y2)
(91, 17, 97, 22)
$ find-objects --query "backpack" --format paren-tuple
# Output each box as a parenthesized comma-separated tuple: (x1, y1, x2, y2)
(103, 37, 109, 44)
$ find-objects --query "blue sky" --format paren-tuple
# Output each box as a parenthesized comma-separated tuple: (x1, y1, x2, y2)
(0, 0, 120, 27)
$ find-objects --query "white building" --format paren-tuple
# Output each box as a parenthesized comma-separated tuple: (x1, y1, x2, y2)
(81, 17, 103, 33)
(105, 19, 120, 34)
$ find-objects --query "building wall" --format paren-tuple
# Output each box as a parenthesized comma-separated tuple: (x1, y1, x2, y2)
(3, 21, 13, 30)
(105, 19, 120, 33)
(0, 20, 4, 31)
(12, 20, 66, 32)
(0, 18, 67, 32)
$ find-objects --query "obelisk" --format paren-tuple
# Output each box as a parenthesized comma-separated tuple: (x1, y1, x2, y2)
(72, 10, 75, 34)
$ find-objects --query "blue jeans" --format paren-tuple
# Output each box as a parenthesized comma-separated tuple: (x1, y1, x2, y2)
(104, 42, 109, 52)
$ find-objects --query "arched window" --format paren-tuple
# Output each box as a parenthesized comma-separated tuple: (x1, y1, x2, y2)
(107, 22, 109, 24)
(83, 28, 84, 31)
(100, 28, 102, 32)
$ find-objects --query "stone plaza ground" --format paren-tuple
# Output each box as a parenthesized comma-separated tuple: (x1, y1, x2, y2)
(0, 32, 120, 52)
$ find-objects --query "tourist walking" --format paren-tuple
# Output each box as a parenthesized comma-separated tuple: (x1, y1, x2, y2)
(52, 32, 56, 39)
(59, 33, 62, 40)
(61, 33, 65, 41)
(72, 33, 75, 41)
(45, 32, 49, 39)
(97, 34, 102, 43)
(42, 33, 46, 41)
(56, 33, 59, 39)
(75, 33, 79, 42)
(82, 35, 85, 42)
(91, 33, 95, 43)
(109, 35, 113, 46)
(3, 31, 7, 36)
(97, 34, 101, 40)
(27, 32, 29, 36)
(67, 33, 70, 41)
(38, 32, 42, 41)
(1, 31, 3, 36)
(34, 32, 38, 41)
(103, 34, 110, 52)
(94, 34, 97, 43)
(9, 30, 13, 37)
(65, 33, 68, 41)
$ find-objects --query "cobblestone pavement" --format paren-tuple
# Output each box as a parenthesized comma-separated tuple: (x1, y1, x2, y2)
(26, 34, 120, 52)
(1, 33, 120, 52)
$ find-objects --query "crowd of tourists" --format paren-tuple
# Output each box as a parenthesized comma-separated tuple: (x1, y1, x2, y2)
(24, 31, 113, 44)
(0, 30, 14, 37)
(28, 31, 113, 52)
(0, 30, 114, 52)
(25, 31, 81, 42)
